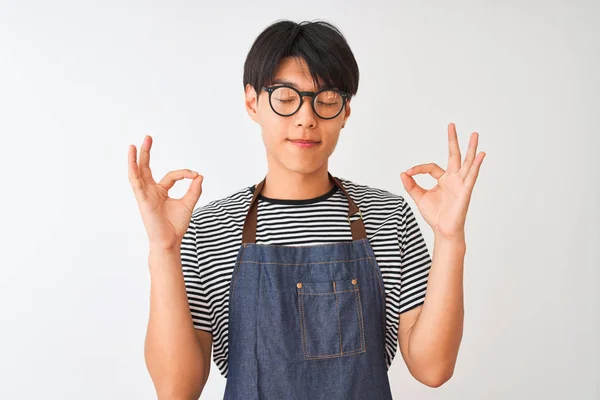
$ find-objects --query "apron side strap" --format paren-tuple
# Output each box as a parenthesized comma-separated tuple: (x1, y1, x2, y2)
(329, 174, 368, 241)
(242, 178, 265, 244)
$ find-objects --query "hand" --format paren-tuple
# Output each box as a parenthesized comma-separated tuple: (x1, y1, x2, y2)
(400, 123, 486, 240)
(128, 135, 204, 251)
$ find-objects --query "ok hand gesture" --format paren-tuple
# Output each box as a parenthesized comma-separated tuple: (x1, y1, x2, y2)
(400, 123, 486, 241)
(128, 135, 204, 251)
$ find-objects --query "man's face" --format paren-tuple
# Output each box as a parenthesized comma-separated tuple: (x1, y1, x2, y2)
(245, 56, 351, 175)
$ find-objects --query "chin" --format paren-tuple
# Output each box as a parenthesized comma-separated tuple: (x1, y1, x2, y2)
(279, 159, 326, 175)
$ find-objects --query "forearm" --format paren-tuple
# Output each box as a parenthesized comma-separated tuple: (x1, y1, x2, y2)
(407, 235, 465, 385)
(145, 248, 206, 399)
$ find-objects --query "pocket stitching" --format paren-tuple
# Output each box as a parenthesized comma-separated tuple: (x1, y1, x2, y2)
(298, 281, 367, 360)
(299, 287, 308, 358)
(355, 286, 367, 352)
(334, 282, 343, 355)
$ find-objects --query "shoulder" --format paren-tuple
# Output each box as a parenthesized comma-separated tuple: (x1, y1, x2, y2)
(337, 176, 409, 212)
(190, 185, 253, 226)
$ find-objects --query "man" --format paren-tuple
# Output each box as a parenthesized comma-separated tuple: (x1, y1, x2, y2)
(128, 19, 485, 399)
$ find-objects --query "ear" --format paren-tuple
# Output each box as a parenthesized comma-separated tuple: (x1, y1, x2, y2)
(341, 99, 352, 128)
(245, 84, 260, 123)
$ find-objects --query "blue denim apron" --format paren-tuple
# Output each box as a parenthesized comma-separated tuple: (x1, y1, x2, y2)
(224, 173, 393, 400)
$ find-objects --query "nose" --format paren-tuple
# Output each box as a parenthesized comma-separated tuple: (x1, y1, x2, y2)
(293, 95, 317, 128)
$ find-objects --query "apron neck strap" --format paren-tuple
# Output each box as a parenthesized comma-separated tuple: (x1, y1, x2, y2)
(242, 172, 367, 244)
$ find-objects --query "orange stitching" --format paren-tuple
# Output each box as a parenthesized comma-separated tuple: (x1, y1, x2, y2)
(299, 287, 367, 359)
(334, 281, 343, 355)
(299, 287, 307, 358)
(362, 240, 386, 308)
(238, 257, 374, 266)
(356, 286, 366, 351)
(295, 270, 374, 360)
(304, 347, 366, 359)
(230, 246, 246, 301)
(300, 288, 308, 354)
(300, 289, 357, 295)
(352, 285, 363, 352)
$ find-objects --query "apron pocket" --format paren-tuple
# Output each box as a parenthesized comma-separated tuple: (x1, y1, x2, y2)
(297, 278, 366, 360)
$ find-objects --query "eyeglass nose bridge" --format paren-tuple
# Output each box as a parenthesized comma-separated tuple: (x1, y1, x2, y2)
(295, 91, 319, 115)
(297, 90, 317, 99)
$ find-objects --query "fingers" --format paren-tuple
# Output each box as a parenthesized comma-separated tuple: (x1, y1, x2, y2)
(465, 151, 486, 190)
(158, 169, 200, 191)
(405, 163, 445, 180)
(447, 123, 462, 173)
(157, 169, 204, 212)
(400, 172, 426, 204)
(138, 135, 156, 184)
(128, 144, 143, 191)
(182, 174, 204, 212)
(459, 132, 479, 179)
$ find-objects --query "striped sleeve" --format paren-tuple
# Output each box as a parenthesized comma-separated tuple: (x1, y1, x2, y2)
(398, 200, 432, 313)
(180, 217, 213, 332)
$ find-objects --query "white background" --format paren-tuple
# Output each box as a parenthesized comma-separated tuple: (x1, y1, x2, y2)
(0, 0, 598, 399)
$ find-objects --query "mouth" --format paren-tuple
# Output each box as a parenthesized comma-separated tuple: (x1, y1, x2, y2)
(288, 139, 321, 149)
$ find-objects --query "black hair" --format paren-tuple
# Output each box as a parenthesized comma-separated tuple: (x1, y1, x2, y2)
(243, 20, 359, 99)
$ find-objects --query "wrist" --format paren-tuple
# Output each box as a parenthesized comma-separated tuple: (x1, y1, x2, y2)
(149, 240, 182, 254)
(433, 228, 465, 242)
(433, 232, 466, 251)
(148, 247, 182, 269)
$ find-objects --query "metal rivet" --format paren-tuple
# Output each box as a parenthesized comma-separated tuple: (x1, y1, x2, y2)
(351, 278, 357, 285)
(297, 282, 303, 289)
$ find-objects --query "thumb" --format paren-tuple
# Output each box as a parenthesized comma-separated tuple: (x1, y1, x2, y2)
(400, 172, 426, 204)
(182, 175, 204, 211)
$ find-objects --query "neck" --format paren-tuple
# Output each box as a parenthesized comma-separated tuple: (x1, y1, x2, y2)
(260, 163, 334, 201)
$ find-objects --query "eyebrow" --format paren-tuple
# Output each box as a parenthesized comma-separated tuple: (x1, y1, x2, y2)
(269, 78, 326, 91)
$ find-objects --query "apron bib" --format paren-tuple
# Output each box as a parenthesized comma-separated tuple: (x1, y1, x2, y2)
(224, 173, 393, 400)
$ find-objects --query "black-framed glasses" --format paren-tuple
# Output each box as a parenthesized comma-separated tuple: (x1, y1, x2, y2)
(262, 85, 349, 120)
